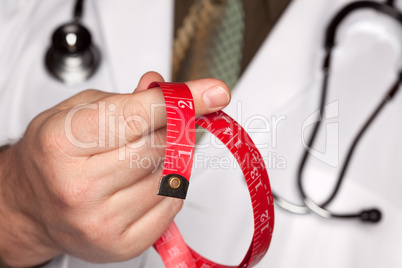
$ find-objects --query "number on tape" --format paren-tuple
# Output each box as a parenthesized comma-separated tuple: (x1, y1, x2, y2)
(147, 82, 274, 268)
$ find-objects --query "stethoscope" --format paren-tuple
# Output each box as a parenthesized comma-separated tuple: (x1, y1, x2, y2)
(45, 0, 401, 223)
(273, 0, 402, 223)
(45, 0, 100, 85)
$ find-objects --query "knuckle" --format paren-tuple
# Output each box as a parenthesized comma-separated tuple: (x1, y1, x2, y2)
(50, 102, 101, 149)
(79, 217, 104, 241)
(35, 115, 69, 161)
(77, 89, 101, 99)
(54, 181, 92, 209)
(122, 100, 151, 137)
(75, 214, 121, 250)
(38, 122, 63, 154)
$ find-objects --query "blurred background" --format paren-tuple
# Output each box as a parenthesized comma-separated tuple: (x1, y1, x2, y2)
(1, 0, 402, 267)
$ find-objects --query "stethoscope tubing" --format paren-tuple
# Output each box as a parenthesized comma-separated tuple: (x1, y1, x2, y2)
(273, 0, 402, 223)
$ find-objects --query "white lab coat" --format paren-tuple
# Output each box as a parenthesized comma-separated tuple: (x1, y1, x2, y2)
(1, 0, 402, 267)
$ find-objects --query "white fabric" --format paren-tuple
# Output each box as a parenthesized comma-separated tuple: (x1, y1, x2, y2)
(1, 0, 402, 267)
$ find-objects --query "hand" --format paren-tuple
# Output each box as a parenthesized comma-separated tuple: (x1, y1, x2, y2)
(0, 72, 231, 267)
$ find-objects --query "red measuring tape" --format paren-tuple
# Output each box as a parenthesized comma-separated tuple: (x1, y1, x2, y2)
(147, 82, 274, 268)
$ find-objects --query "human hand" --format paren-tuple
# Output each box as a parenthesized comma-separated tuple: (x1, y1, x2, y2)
(0, 72, 230, 267)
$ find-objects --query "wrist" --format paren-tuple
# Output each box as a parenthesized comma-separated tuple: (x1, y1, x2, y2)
(0, 144, 60, 267)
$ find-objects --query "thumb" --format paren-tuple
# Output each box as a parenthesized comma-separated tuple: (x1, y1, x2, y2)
(62, 78, 231, 156)
(184, 78, 231, 113)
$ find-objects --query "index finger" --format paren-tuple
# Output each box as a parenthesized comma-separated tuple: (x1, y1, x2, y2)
(63, 78, 231, 156)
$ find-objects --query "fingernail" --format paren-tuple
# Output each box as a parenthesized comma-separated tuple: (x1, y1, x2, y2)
(203, 86, 230, 109)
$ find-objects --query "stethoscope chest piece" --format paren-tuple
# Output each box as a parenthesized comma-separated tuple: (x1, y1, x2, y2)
(45, 21, 100, 85)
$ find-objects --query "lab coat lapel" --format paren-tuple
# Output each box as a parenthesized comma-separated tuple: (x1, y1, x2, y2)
(95, 0, 173, 93)
(224, 0, 332, 120)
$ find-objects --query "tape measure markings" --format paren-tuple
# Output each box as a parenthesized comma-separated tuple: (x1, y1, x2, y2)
(147, 82, 274, 268)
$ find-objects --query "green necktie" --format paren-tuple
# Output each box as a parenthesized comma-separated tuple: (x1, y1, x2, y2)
(173, 0, 245, 89)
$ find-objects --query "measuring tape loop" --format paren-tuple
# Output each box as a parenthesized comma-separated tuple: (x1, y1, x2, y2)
(147, 82, 274, 268)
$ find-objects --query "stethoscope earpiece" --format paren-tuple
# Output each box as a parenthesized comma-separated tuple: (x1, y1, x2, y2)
(45, 0, 100, 85)
(359, 209, 382, 223)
